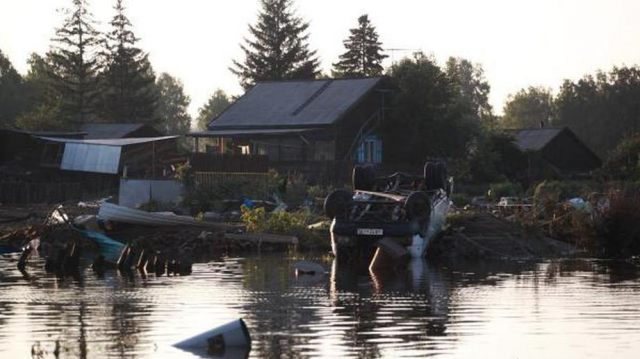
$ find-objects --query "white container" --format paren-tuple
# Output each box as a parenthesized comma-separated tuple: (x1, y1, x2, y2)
(174, 319, 251, 352)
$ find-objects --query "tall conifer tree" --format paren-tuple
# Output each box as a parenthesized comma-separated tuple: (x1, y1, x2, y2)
(333, 15, 387, 77)
(231, 0, 320, 89)
(101, 0, 157, 124)
(48, 0, 102, 128)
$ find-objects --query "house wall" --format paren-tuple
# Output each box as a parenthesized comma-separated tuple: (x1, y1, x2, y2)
(541, 130, 602, 173)
(333, 87, 385, 161)
(120, 138, 178, 177)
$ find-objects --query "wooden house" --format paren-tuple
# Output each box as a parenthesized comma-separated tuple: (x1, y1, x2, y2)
(188, 77, 388, 183)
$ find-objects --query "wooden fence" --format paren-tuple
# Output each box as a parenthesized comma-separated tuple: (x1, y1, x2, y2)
(194, 172, 271, 194)
(0, 181, 82, 204)
(190, 153, 269, 173)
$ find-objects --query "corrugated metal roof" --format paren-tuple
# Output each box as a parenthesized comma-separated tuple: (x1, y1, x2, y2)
(80, 123, 146, 139)
(37, 135, 178, 174)
(189, 128, 321, 138)
(513, 128, 563, 151)
(207, 77, 382, 130)
(61, 143, 122, 174)
(37, 135, 179, 147)
(1, 129, 86, 138)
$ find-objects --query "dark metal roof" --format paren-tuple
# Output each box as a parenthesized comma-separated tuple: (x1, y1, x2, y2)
(1, 128, 86, 138)
(80, 123, 152, 139)
(37, 136, 179, 147)
(207, 77, 383, 130)
(189, 128, 321, 138)
(512, 128, 564, 151)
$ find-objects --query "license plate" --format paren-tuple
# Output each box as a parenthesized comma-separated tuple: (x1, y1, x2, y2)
(357, 228, 383, 236)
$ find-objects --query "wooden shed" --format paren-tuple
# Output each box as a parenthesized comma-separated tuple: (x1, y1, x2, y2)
(512, 127, 602, 179)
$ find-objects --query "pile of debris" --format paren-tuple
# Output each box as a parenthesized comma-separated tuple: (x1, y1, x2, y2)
(7, 200, 300, 277)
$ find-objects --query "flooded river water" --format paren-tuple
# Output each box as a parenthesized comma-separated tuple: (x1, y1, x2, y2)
(1, 252, 640, 358)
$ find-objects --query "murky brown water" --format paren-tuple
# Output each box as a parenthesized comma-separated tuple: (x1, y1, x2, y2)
(1, 252, 640, 358)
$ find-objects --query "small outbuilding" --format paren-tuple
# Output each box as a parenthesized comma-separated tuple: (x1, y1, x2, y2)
(36, 136, 179, 177)
(511, 127, 602, 179)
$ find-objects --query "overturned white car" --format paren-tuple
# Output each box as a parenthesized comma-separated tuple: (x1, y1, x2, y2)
(325, 162, 452, 270)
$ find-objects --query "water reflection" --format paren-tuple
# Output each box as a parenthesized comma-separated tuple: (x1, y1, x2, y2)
(2, 253, 640, 358)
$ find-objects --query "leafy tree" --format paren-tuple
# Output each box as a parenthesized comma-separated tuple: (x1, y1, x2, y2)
(16, 53, 68, 130)
(603, 132, 640, 180)
(0, 49, 25, 128)
(332, 14, 387, 77)
(230, 0, 320, 89)
(500, 86, 554, 129)
(461, 129, 527, 182)
(196, 89, 231, 130)
(556, 67, 640, 157)
(155, 73, 191, 135)
(16, 94, 66, 131)
(381, 53, 479, 164)
(445, 57, 493, 123)
(48, 0, 102, 128)
(100, 0, 157, 124)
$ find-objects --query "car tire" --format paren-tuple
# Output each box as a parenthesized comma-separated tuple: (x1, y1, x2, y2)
(405, 191, 432, 221)
(324, 189, 353, 220)
(352, 165, 376, 191)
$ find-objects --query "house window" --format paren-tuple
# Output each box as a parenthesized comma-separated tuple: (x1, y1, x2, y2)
(357, 135, 382, 164)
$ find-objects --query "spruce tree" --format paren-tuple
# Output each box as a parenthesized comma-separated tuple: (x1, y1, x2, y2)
(100, 0, 157, 124)
(333, 15, 387, 77)
(48, 0, 102, 128)
(231, 0, 320, 89)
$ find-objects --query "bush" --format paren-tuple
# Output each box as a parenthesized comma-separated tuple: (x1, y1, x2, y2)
(241, 205, 316, 235)
(533, 181, 601, 204)
(596, 194, 640, 257)
(603, 132, 640, 180)
(451, 193, 470, 206)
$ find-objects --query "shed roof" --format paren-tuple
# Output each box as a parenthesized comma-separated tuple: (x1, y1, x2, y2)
(1, 128, 86, 138)
(80, 123, 159, 139)
(37, 136, 178, 147)
(512, 128, 564, 151)
(207, 77, 383, 130)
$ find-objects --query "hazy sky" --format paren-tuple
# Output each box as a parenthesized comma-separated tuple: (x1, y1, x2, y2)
(2, 0, 640, 120)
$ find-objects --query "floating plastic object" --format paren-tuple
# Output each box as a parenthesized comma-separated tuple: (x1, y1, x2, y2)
(293, 261, 326, 275)
(174, 319, 251, 356)
(79, 229, 126, 264)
